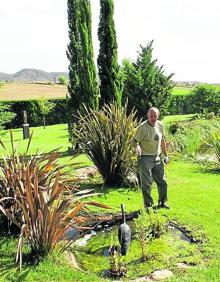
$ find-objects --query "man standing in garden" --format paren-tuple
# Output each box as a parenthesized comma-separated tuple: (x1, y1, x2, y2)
(131, 107, 169, 209)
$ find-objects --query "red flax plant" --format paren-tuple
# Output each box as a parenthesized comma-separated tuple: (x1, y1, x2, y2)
(0, 132, 110, 270)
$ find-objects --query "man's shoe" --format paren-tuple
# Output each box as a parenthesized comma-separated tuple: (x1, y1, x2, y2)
(158, 202, 170, 209)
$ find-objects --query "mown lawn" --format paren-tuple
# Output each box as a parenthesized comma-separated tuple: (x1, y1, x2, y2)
(162, 114, 196, 124)
(0, 124, 92, 174)
(172, 86, 193, 96)
(0, 124, 70, 154)
(0, 124, 220, 281)
(172, 84, 220, 97)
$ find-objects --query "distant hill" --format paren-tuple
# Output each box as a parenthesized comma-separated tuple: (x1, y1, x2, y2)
(0, 69, 68, 83)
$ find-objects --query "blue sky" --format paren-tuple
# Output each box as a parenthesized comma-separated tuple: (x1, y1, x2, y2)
(0, 0, 220, 83)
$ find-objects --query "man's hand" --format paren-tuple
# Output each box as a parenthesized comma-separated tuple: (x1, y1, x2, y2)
(164, 156, 169, 164)
(134, 145, 141, 156)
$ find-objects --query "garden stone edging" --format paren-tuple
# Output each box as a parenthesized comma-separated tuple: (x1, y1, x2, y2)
(129, 269, 173, 282)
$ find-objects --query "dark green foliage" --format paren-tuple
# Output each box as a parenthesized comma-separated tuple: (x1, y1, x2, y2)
(0, 103, 16, 129)
(168, 84, 220, 115)
(66, 0, 80, 116)
(1, 99, 67, 128)
(67, 0, 99, 120)
(188, 84, 220, 115)
(97, 0, 122, 107)
(121, 41, 174, 119)
(75, 103, 139, 187)
(168, 95, 190, 115)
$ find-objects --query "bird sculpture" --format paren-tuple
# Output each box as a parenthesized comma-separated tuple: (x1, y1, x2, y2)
(118, 204, 131, 255)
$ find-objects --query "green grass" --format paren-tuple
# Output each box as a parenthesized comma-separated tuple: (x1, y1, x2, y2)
(0, 124, 70, 154)
(162, 114, 196, 124)
(0, 124, 92, 173)
(78, 160, 220, 281)
(172, 84, 220, 96)
(1, 159, 220, 281)
(0, 123, 220, 281)
(172, 86, 193, 96)
(0, 240, 104, 282)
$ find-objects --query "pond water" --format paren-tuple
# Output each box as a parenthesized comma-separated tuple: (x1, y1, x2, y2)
(168, 225, 191, 243)
(71, 220, 195, 276)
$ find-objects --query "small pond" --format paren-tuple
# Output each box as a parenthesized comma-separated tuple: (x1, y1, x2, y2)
(70, 219, 202, 280)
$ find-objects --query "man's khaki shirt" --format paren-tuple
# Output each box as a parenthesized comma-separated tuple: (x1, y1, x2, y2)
(132, 120, 165, 156)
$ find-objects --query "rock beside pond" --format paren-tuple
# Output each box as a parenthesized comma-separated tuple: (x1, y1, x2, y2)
(151, 269, 173, 280)
(176, 262, 190, 269)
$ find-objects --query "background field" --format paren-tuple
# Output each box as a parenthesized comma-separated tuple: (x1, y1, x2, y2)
(0, 82, 195, 101)
(0, 82, 67, 101)
(171, 85, 193, 96)
(1, 82, 220, 101)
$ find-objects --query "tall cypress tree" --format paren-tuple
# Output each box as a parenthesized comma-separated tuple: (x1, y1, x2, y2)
(97, 0, 122, 107)
(67, 0, 99, 118)
(66, 0, 79, 116)
(78, 0, 99, 110)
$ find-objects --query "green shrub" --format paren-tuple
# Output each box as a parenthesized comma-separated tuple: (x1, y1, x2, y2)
(0, 103, 16, 129)
(168, 95, 191, 115)
(58, 76, 68, 85)
(109, 248, 127, 278)
(189, 84, 220, 115)
(37, 98, 55, 129)
(75, 103, 139, 187)
(168, 84, 220, 115)
(134, 208, 167, 261)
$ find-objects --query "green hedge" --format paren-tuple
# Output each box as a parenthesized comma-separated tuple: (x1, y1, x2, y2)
(168, 85, 220, 115)
(168, 95, 191, 115)
(3, 99, 67, 128)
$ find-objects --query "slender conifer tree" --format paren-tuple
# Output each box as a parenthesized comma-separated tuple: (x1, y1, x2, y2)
(67, 0, 99, 118)
(97, 0, 122, 107)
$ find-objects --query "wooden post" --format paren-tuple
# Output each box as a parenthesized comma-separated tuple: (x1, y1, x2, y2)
(22, 110, 30, 139)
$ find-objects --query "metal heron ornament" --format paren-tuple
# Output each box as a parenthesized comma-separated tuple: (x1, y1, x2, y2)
(118, 204, 131, 255)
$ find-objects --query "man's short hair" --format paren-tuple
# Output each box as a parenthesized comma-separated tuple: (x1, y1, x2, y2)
(147, 107, 160, 116)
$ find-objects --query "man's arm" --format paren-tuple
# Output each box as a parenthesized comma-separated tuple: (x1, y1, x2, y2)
(161, 137, 167, 156)
(161, 137, 169, 164)
(131, 137, 141, 156)
(131, 124, 144, 156)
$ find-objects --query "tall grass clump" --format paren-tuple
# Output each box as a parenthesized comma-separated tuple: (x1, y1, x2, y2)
(182, 129, 202, 157)
(0, 132, 109, 269)
(205, 133, 220, 168)
(166, 117, 220, 158)
(75, 103, 139, 187)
